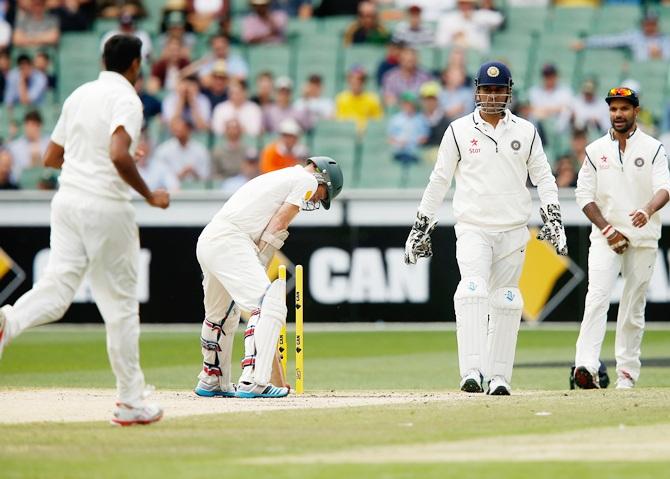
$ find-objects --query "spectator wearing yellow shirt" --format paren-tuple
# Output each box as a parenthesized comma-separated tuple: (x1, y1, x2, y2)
(335, 65, 383, 131)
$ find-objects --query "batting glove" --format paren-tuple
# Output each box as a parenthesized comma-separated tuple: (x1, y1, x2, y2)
(404, 212, 438, 265)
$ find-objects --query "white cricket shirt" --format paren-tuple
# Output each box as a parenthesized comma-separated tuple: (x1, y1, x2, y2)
(51, 71, 144, 201)
(419, 108, 559, 232)
(575, 129, 670, 247)
(205, 165, 318, 243)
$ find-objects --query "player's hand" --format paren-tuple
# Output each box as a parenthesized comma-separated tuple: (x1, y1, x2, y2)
(537, 204, 568, 256)
(134, 147, 146, 163)
(602, 225, 629, 254)
(404, 212, 437, 265)
(629, 207, 651, 228)
(147, 189, 170, 209)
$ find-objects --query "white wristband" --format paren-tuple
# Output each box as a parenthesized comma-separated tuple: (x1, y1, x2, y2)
(601, 224, 614, 238)
(636, 209, 650, 221)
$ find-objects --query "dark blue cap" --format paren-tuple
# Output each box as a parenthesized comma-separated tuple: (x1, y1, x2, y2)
(475, 61, 513, 88)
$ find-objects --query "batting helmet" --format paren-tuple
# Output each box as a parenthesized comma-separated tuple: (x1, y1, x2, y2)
(474, 61, 513, 115)
(306, 156, 343, 210)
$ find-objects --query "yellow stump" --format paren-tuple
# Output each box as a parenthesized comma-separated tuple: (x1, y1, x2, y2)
(295, 264, 304, 394)
(278, 264, 287, 379)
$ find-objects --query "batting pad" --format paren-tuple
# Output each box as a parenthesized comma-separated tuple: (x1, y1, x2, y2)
(454, 277, 489, 377)
(240, 278, 287, 386)
(198, 301, 241, 389)
(486, 287, 523, 382)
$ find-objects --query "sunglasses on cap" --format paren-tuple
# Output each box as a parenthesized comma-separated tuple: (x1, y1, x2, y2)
(608, 87, 635, 97)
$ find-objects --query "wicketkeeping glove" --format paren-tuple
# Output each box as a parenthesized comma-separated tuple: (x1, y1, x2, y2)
(537, 204, 568, 256)
(404, 211, 438, 265)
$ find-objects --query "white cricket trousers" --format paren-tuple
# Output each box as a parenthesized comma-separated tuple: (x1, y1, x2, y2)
(0, 189, 146, 407)
(575, 240, 656, 382)
(197, 222, 270, 318)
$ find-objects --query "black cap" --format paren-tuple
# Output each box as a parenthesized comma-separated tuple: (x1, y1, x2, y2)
(605, 86, 640, 107)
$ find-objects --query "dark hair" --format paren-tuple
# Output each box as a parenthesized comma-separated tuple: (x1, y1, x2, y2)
(257, 70, 273, 80)
(103, 35, 142, 74)
(308, 74, 322, 84)
(209, 32, 229, 44)
(17, 54, 32, 65)
(24, 110, 43, 124)
(36, 50, 50, 61)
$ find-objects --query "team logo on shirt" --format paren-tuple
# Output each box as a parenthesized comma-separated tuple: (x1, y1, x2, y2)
(469, 138, 480, 154)
(504, 290, 515, 302)
(511, 140, 521, 151)
(599, 155, 610, 169)
(304, 190, 313, 200)
(634, 157, 645, 167)
(487, 66, 500, 77)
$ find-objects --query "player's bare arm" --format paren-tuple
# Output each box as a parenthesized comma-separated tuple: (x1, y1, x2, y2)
(110, 125, 170, 209)
(258, 202, 300, 253)
(582, 201, 629, 254)
(630, 190, 670, 228)
(43, 141, 65, 169)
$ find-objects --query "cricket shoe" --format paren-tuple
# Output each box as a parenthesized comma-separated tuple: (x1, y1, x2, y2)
(487, 376, 511, 396)
(460, 370, 484, 393)
(235, 382, 290, 398)
(570, 363, 610, 389)
(615, 370, 635, 390)
(111, 402, 163, 426)
(0, 308, 6, 360)
(572, 366, 600, 389)
(194, 379, 237, 397)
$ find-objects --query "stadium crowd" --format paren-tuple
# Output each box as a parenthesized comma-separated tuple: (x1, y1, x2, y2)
(1, 0, 670, 192)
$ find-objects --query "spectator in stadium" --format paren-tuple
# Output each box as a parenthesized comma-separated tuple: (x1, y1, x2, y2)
(392, 0, 452, 22)
(553, 155, 578, 188)
(220, 155, 260, 194)
(100, 12, 152, 60)
(202, 60, 229, 109)
(161, 75, 212, 131)
(3, 54, 48, 107)
(274, 0, 313, 18)
(439, 65, 474, 122)
(13, 0, 60, 48)
(157, 11, 197, 57)
(573, 11, 670, 61)
(0, 49, 9, 102)
(335, 64, 383, 132)
(98, 0, 146, 18)
(0, 7, 11, 49)
(294, 74, 334, 130)
(560, 77, 610, 135)
(435, 0, 503, 53)
(211, 78, 263, 137)
(136, 131, 180, 191)
(376, 39, 405, 87)
(382, 46, 433, 108)
(419, 81, 449, 147)
(34, 50, 56, 91)
(387, 90, 428, 166)
(211, 118, 256, 180)
(259, 118, 308, 173)
(7, 110, 49, 182)
(569, 128, 588, 167)
(343, 1, 390, 46)
(392, 4, 434, 47)
(153, 117, 212, 184)
(262, 76, 309, 133)
(250, 70, 274, 107)
(242, 0, 288, 45)
(528, 64, 573, 122)
(187, 0, 229, 33)
(135, 73, 162, 125)
(49, 0, 94, 32)
(149, 36, 190, 93)
(182, 33, 248, 84)
(0, 149, 18, 190)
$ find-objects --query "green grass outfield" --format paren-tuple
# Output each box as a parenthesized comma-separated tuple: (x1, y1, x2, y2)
(1, 326, 670, 478)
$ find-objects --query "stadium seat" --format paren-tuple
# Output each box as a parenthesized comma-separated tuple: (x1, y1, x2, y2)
(311, 135, 357, 185)
(545, 7, 596, 35)
(246, 44, 294, 83)
(592, 4, 640, 34)
(505, 7, 549, 33)
(57, 33, 102, 101)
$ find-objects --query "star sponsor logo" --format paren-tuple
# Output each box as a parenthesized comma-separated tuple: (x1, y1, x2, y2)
(599, 155, 609, 169)
(469, 138, 480, 154)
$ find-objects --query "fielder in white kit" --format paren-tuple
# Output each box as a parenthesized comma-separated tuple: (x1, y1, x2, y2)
(0, 36, 170, 425)
(404, 61, 568, 395)
(194, 157, 343, 398)
(573, 87, 670, 390)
